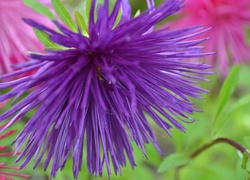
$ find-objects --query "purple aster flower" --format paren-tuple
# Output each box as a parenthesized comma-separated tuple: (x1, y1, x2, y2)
(0, 0, 212, 178)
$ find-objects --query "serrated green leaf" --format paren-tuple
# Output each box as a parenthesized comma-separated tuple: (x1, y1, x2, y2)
(22, 0, 56, 19)
(33, 28, 59, 48)
(74, 10, 88, 36)
(51, 0, 76, 31)
(158, 153, 189, 173)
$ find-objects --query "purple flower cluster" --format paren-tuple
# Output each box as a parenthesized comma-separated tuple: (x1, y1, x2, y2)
(0, 0, 212, 178)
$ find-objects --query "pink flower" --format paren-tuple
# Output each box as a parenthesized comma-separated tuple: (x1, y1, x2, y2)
(169, 0, 250, 74)
(0, 0, 52, 75)
(0, 124, 29, 180)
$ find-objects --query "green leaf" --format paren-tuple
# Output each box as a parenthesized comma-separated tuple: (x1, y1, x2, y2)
(82, 0, 92, 24)
(51, 0, 76, 31)
(158, 153, 190, 173)
(211, 66, 240, 137)
(246, 29, 250, 44)
(113, 9, 122, 28)
(44, 47, 64, 51)
(215, 65, 240, 119)
(134, 10, 141, 17)
(244, 137, 250, 149)
(22, 0, 56, 19)
(225, 94, 250, 121)
(212, 93, 250, 137)
(33, 29, 59, 48)
(241, 152, 249, 170)
(74, 10, 88, 36)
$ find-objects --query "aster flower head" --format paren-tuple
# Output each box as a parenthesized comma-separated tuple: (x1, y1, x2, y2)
(0, 0, 52, 75)
(168, 0, 250, 75)
(0, 0, 212, 178)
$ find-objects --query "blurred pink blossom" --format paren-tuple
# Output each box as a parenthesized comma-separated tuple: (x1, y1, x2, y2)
(169, 0, 250, 75)
(0, 0, 52, 75)
(0, 125, 30, 179)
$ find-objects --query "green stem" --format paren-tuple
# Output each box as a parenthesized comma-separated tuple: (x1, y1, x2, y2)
(191, 137, 247, 158)
(175, 137, 248, 180)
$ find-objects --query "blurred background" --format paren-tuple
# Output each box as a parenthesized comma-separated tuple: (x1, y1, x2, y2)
(1, 0, 250, 179)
